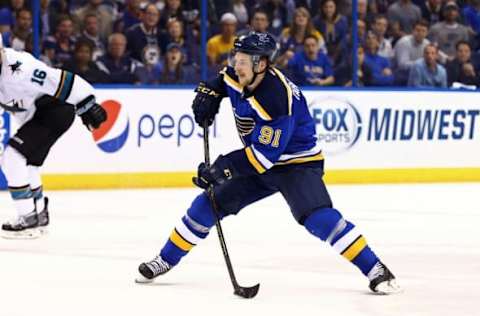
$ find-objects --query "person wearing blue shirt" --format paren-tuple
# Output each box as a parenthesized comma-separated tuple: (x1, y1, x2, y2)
(313, 0, 348, 65)
(135, 32, 401, 295)
(462, 0, 480, 49)
(363, 31, 394, 86)
(408, 44, 447, 87)
(287, 34, 334, 86)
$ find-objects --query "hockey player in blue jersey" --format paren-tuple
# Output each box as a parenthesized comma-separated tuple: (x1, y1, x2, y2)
(136, 32, 401, 294)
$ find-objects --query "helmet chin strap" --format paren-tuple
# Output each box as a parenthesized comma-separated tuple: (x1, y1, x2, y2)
(248, 57, 267, 85)
(249, 69, 263, 85)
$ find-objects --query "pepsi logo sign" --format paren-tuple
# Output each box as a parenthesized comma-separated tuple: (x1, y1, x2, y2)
(92, 100, 129, 153)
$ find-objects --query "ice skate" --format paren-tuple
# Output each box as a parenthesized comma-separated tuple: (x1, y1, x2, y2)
(368, 262, 402, 295)
(1, 210, 41, 239)
(135, 255, 172, 283)
(36, 197, 50, 234)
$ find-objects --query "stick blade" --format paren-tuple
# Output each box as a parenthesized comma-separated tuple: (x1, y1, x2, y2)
(234, 283, 260, 299)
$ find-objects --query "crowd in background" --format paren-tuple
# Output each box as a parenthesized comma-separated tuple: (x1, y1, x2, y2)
(0, 0, 479, 88)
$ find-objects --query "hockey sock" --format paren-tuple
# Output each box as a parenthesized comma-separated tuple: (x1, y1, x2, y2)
(28, 166, 44, 211)
(304, 208, 379, 276)
(160, 193, 217, 266)
(1, 147, 35, 216)
(8, 185, 34, 216)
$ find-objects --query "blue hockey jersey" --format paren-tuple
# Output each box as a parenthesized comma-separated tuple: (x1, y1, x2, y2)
(209, 66, 323, 176)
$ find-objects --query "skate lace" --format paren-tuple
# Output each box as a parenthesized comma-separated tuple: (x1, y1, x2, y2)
(368, 262, 385, 281)
(147, 256, 170, 275)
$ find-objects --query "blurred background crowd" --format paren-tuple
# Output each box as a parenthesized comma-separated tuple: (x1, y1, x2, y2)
(0, 0, 479, 88)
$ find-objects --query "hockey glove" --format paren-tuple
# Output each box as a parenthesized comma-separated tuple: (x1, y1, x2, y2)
(192, 82, 222, 127)
(193, 155, 234, 189)
(75, 95, 107, 131)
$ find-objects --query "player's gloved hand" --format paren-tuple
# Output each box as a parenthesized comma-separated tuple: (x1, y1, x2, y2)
(75, 95, 107, 131)
(192, 155, 233, 189)
(192, 82, 222, 127)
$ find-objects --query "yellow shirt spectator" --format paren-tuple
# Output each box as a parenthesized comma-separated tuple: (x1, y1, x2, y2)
(207, 12, 237, 67)
(207, 34, 235, 66)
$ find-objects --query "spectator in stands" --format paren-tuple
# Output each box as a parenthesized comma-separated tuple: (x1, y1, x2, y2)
(77, 13, 105, 61)
(356, 0, 375, 25)
(446, 40, 479, 87)
(368, 0, 391, 15)
(0, 8, 12, 36)
(355, 18, 367, 45)
(96, 33, 145, 84)
(343, 18, 367, 53)
(258, 0, 288, 36)
(462, 0, 480, 49)
(393, 19, 430, 85)
(363, 31, 394, 86)
(6, 0, 25, 18)
(25, 32, 51, 65)
(126, 3, 163, 67)
(419, 0, 443, 25)
(159, 0, 185, 29)
(278, 7, 326, 66)
(73, 0, 114, 40)
(334, 46, 373, 86)
(407, 44, 447, 87)
(238, 9, 270, 36)
(206, 12, 237, 71)
(295, 0, 322, 15)
(429, 1, 471, 62)
(43, 15, 76, 67)
(156, 42, 198, 84)
(313, 0, 348, 65)
(371, 14, 393, 60)
(63, 39, 109, 83)
(389, 20, 403, 47)
(287, 34, 334, 86)
(338, 0, 373, 23)
(232, 0, 249, 29)
(40, 0, 60, 41)
(9, 8, 31, 51)
(115, 0, 142, 33)
(163, 18, 193, 65)
(387, 0, 422, 36)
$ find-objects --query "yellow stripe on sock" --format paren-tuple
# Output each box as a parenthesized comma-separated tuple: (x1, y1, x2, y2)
(170, 229, 194, 251)
(342, 236, 367, 261)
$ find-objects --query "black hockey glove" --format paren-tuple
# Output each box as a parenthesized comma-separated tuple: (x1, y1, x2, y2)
(192, 155, 234, 189)
(192, 82, 222, 127)
(75, 95, 107, 131)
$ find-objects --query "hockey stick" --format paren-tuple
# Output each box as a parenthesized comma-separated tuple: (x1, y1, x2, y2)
(202, 121, 260, 299)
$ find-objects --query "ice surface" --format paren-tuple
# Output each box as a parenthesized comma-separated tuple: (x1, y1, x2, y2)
(1, 184, 479, 316)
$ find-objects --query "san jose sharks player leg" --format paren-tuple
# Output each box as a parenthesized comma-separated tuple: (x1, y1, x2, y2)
(136, 32, 401, 294)
(0, 38, 107, 238)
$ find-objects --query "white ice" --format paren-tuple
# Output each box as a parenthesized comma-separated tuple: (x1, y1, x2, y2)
(1, 183, 479, 316)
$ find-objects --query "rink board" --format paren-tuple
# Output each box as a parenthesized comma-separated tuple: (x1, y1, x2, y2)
(3, 88, 480, 189)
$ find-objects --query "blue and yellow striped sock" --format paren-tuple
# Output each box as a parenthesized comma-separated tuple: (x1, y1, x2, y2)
(159, 193, 217, 266)
(330, 221, 379, 276)
(160, 214, 210, 265)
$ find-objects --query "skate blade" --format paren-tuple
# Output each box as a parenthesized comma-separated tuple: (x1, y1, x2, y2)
(1, 227, 42, 239)
(135, 274, 155, 284)
(374, 279, 403, 295)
